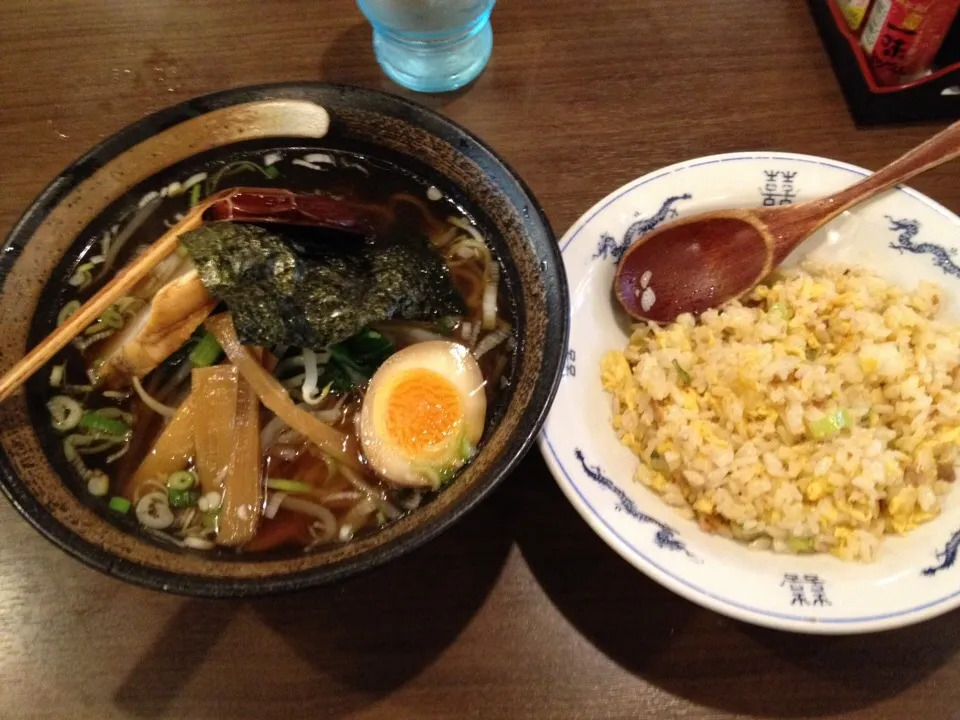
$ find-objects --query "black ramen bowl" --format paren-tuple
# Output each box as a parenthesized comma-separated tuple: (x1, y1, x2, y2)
(0, 83, 567, 597)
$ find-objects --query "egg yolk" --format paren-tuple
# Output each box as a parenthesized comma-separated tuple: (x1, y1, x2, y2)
(383, 368, 464, 458)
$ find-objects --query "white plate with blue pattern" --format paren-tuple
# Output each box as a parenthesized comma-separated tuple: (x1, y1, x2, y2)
(539, 152, 960, 634)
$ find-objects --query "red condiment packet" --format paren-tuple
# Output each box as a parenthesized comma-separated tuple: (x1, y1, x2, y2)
(860, 0, 960, 86)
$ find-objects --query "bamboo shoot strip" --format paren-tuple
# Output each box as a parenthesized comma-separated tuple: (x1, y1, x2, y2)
(126, 395, 195, 499)
(204, 314, 362, 470)
(192, 366, 239, 496)
(218, 366, 262, 546)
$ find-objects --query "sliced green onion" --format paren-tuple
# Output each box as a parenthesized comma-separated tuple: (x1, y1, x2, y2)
(266, 478, 314, 494)
(88, 305, 124, 332)
(168, 488, 201, 509)
(79, 410, 130, 436)
(206, 160, 279, 194)
(189, 183, 202, 208)
(94, 406, 133, 424)
(200, 510, 218, 530)
(672, 359, 692, 386)
(460, 436, 476, 461)
(49, 364, 65, 388)
(807, 410, 852, 441)
(136, 492, 174, 529)
(114, 296, 141, 315)
(787, 536, 815, 553)
(57, 300, 81, 327)
(74, 329, 115, 352)
(68, 263, 94, 288)
(101, 306, 124, 330)
(189, 331, 222, 367)
(108, 496, 132, 514)
(48, 395, 84, 431)
(436, 465, 457, 486)
(167, 470, 197, 491)
(649, 451, 670, 475)
(176, 244, 190, 258)
(86, 471, 109, 497)
(197, 491, 222, 513)
(768, 302, 794, 320)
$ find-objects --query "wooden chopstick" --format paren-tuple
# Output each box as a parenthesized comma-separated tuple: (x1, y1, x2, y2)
(0, 190, 233, 404)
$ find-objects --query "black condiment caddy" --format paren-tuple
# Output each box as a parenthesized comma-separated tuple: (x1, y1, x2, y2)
(808, 0, 960, 125)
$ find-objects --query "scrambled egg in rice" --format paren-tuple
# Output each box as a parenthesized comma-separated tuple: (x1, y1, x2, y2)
(601, 263, 960, 561)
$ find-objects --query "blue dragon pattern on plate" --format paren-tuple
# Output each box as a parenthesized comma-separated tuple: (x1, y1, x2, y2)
(543, 152, 960, 633)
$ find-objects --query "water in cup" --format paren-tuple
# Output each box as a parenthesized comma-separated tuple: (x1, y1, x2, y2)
(357, 0, 495, 93)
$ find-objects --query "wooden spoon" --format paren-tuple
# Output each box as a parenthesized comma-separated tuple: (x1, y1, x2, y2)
(0, 189, 237, 403)
(616, 119, 960, 324)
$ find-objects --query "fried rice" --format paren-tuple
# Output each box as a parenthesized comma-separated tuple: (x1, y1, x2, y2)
(601, 262, 960, 561)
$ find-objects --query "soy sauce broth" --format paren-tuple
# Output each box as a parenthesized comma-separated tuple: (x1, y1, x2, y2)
(30, 145, 519, 557)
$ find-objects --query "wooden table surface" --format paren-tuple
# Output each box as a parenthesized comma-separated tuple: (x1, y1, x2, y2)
(2, 1, 960, 718)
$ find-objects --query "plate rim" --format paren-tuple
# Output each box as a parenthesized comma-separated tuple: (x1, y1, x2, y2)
(540, 150, 960, 634)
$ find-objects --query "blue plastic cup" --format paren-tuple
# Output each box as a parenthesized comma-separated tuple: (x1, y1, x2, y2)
(357, 0, 495, 93)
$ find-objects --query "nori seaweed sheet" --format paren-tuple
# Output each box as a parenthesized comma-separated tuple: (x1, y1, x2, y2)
(180, 222, 466, 350)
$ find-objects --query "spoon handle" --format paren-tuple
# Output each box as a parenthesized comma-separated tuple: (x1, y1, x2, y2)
(827, 119, 960, 215)
(769, 119, 960, 262)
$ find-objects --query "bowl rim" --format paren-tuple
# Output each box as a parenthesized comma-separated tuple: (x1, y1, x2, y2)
(540, 150, 960, 634)
(0, 82, 569, 597)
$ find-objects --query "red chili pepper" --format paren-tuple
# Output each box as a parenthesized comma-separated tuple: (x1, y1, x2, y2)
(242, 508, 314, 552)
(205, 188, 388, 236)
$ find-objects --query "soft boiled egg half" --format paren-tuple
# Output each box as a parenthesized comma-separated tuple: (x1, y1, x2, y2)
(359, 340, 487, 488)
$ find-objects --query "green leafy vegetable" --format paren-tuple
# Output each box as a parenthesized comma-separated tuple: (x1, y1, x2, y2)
(180, 222, 464, 351)
(318, 329, 396, 391)
(189, 183, 202, 208)
(308, 333, 387, 391)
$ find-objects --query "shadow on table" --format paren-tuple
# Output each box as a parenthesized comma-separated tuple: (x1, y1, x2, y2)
(318, 22, 481, 110)
(506, 449, 698, 669)
(113, 496, 510, 719)
(509, 450, 960, 718)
